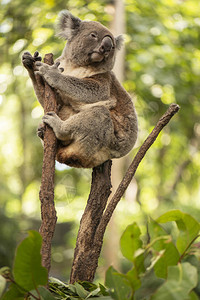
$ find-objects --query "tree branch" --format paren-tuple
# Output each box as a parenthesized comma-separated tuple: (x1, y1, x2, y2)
(39, 53, 57, 273)
(70, 161, 112, 283)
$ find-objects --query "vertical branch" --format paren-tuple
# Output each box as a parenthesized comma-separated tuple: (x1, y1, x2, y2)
(39, 53, 57, 273)
(70, 161, 112, 283)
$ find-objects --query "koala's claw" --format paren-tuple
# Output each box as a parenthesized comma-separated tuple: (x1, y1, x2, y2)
(46, 112, 57, 116)
(37, 123, 46, 140)
(54, 61, 64, 72)
(33, 51, 42, 61)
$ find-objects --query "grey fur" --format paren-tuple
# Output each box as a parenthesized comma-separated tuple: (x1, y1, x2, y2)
(22, 11, 138, 168)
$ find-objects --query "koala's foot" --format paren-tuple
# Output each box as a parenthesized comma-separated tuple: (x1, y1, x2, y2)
(37, 123, 46, 140)
(43, 111, 60, 127)
(22, 51, 42, 70)
(42, 112, 65, 140)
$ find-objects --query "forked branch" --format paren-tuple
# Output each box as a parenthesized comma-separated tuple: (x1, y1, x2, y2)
(70, 103, 180, 283)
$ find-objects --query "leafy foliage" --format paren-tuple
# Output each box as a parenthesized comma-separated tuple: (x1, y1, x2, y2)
(105, 210, 200, 299)
(1, 210, 200, 299)
(0, 231, 49, 300)
(13, 231, 48, 291)
(0, 230, 111, 299)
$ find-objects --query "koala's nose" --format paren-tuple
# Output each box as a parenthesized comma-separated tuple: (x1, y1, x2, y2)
(99, 36, 113, 54)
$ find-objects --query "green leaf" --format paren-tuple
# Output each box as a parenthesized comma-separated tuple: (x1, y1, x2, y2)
(91, 297, 112, 300)
(105, 266, 132, 300)
(0, 267, 10, 277)
(13, 230, 48, 291)
(99, 283, 110, 296)
(49, 276, 69, 287)
(189, 291, 199, 300)
(74, 282, 89, 298)
(86, 287, 100, 298)
(30, 286, 56, 299)
(184, 255, 200, 295)
(120, 223, 145, 291)
(126, 267, 141, 291)
(156, 210, 183, 223)
(79, 281, 98, 292)
(0, 275, 6, 297)
(148, 219, 180, 278)
(1, 283, 24, 300)
(120, 223, 143, 262)
(156, 210, 200, 254)
(135, 270, 164, 300)
(68, 283, 77, 293)
(151, 262, 198, 300)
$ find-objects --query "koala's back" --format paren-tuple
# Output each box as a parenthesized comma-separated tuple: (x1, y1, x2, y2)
(109, 72, 138, 156)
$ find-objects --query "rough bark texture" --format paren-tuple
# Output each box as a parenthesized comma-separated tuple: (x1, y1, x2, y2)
(39, 53, 57, 273)
(70, 103, 180, 283)
(70, 161, 112, 283)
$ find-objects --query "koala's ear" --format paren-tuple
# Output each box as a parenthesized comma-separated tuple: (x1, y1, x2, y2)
(115, 35, 124, 50)
(56, 10, 81, 40)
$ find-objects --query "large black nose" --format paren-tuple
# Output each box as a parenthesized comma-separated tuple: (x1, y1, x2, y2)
(99, 36, 113, 54)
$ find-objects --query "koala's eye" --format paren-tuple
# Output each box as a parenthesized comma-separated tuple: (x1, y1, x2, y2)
(90, 32, 98, 39)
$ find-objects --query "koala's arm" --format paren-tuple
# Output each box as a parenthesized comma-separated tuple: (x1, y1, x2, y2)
(22, 52, 45, 106)
(35, 62, 110, 103)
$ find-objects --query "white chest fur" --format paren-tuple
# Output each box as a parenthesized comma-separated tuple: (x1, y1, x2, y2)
(57, 59, 99, 79)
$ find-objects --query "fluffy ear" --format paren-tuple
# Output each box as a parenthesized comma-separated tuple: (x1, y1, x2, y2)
(56, 10, 81, 40)
(115, 35, 124, 50)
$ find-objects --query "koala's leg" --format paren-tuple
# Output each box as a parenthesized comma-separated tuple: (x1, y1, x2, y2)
(43, 106, 116, 167)
(43, 106, 116, 152)
(42, 112, 72, 143)
(22, 51, 45, 106)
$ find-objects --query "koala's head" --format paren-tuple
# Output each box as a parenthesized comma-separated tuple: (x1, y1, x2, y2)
(57, 11, 123, 72)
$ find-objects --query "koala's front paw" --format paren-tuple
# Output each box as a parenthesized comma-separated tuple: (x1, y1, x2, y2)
(35, 62, 64, 87)
(35, 61, 64, 75)
(35, 62, 51, 76)
(22, 51, 42, 70)
(42, 111, 61, 128)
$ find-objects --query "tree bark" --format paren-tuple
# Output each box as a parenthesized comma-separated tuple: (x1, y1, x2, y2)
(70, 161, 112, 283)
(70, 103, 180, 283)
(39, 53, 57, 273)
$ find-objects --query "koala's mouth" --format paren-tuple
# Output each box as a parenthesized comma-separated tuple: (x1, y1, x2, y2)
(90, 51, 105, 63)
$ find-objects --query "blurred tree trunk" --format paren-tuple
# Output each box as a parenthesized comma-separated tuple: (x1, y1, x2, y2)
(103, 0, 125, 272)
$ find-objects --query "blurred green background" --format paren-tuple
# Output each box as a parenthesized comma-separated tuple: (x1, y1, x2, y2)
(1, 0, 200, 281)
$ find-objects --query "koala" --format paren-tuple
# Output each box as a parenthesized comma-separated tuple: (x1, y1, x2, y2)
(22, 11, 138, 168)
